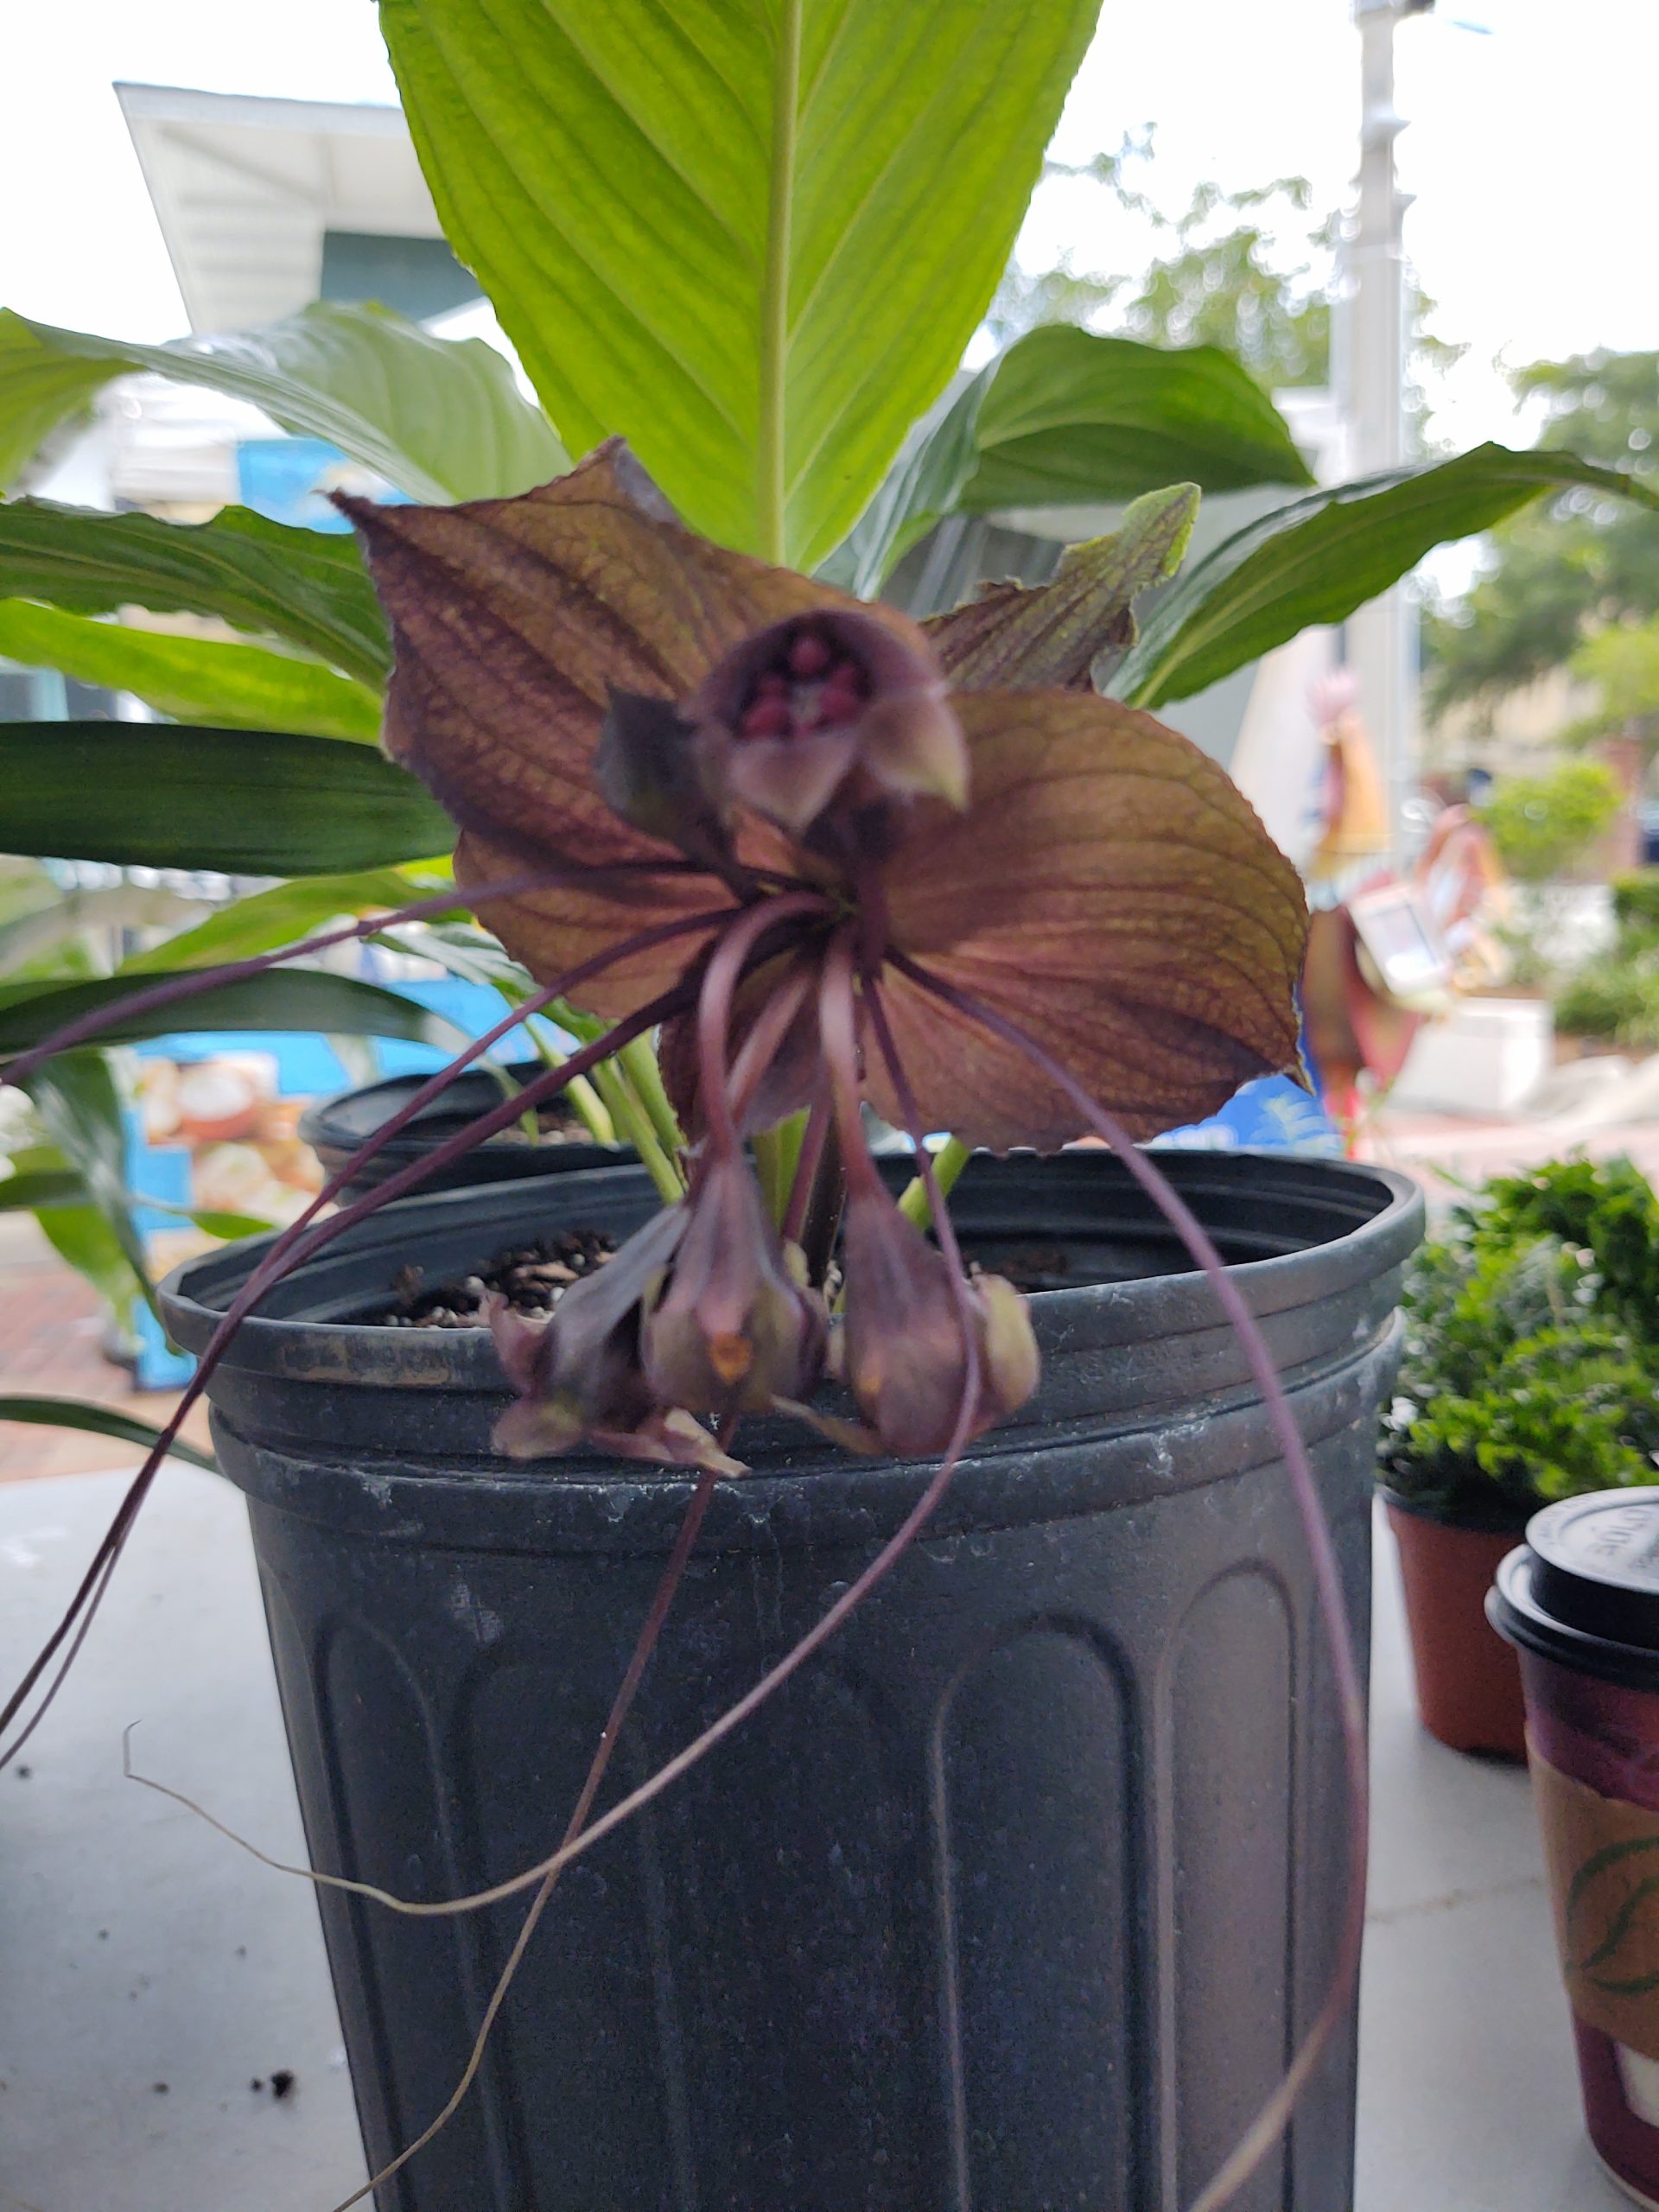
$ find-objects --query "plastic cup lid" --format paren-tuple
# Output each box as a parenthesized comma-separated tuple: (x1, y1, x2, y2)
(1489, 1488, 1659, 1690)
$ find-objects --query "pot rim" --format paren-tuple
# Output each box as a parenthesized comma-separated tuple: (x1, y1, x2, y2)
(1379, 1484, 1533, 1538)
(161, 1147, 1423, 1388)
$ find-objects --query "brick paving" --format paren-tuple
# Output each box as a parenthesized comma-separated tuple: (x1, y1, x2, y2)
(0, 1214, 213, 1483)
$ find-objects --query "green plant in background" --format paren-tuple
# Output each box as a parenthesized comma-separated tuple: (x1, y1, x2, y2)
(1612, 869, 1659, 948)
(1380, 1156, 1659, 1526)
(1474, 757, 1624, 883)
(1568, 613, 1659, 768)
(1553, 957, 1659, 1049)
(1425, 347, 1659, 721)
(1553, 866, 1659, 1049)
(988, 137, 1461, 434)
(1, 0, 1658, 1424)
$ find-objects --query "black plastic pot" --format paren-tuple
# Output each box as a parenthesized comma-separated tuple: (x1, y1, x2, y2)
(299, 1061, 632, 1197)
(162, 1148, 1421, 2212)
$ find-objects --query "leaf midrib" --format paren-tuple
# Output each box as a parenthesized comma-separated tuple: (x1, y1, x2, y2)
(757, 0, 804, 562)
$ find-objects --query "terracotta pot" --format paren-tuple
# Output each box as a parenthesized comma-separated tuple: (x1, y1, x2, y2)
(1385, 1497, 1529, 1758)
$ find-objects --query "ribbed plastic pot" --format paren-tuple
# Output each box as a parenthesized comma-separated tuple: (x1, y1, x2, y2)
(162, 1148, 1422, 2212)
(299, 1061, 632, 1198)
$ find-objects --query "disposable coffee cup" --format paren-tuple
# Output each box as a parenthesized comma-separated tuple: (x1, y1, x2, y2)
(1491, 1489, 1659, 2209)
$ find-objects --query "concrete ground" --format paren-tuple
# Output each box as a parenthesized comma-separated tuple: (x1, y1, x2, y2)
(0, 1460, 1628, 2212)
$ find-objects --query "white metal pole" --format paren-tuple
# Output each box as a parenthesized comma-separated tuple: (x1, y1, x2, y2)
(1344, 0, 1427, 861)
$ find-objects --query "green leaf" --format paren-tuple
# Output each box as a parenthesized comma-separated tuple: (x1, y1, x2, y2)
(0, 969, 468, 1059)
(0, 1395, 217, 1472)
(961, 329, 1314, 512)
(181, 1209, 276, 1241)
(35, 1200, 146, 1330)
(375, 917, 534, 1001)
(378, 0, 1098, 566)
(0, 599, 382, 742)
(0, 1148, 270, 1238)
(0, 721, 454, 874)
(819, 366, 996, 597)
(22, 1050, 157, 1322)
(0, 883, 204, 980)
(119, 869, 448, 976)
(3, 302, 567, 504)
(0, 312, 121, 490)
(1115, 443, 1659, 710)
(0, 500, 391, 687)
(0, 1163, 85, 1211)
(923, 482, 1200, 690)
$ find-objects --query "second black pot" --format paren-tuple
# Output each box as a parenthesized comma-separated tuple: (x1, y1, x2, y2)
(299, 1060, 632, 1198)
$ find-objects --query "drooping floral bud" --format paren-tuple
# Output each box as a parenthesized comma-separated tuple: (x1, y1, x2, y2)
(690, 607, 969, 839)
(488, 1208, 739, 1470)
(641, 1150, 827, 1414)
(973, 1269, 1043, 1421)
(838, 1182, 1039, 1458)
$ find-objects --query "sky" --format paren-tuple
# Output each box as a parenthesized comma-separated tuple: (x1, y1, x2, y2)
(1, 0, 1654, 467)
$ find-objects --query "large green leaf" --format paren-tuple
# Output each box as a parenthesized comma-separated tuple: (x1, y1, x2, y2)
(824, 330, 1307, 596)
(0, 1395, 217, 1471)
(378, 0, 1098, 567)
(0, 721, 453, 874)
(3, 302, 567, 504)
(119, 868, 451, 975)
(962, 328, 1313, 513)
(0, 969, 467, 1058)
(1115, 443, 1659, 710)
(0, 600, 382, 741)
(0, 500, 391, 686)
(23, 1051, 156, 1321)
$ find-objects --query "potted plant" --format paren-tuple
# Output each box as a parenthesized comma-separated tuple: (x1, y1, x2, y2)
(3, 1, 1657, 2204)
(1379, 1155, 1659, 1758)
(12, 388, 1433, 2212)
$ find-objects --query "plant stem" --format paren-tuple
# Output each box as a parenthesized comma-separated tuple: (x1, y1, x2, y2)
(620, 1032, 684, 1160)
(758, 0, 802, 563)
(753, 1111, 807, 1228)
(897, 1134, 973, 1230)
(563, 1072, 613, 1146)
(523, 1016, 614, 1146)
(592, 1056, 683, 1203)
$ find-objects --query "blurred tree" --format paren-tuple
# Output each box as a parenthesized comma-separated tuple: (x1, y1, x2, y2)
(990, 131, 1457, 423)
(1424, 350, 1659, 721)
(1568, 613, 1659, 769)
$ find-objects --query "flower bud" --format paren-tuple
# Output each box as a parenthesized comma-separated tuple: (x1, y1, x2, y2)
(642, 1151, 826, 1414)
(691, 607, 968, 839)
(839, 1185, 1039, 1458)
(489, 1207, 684, 1459)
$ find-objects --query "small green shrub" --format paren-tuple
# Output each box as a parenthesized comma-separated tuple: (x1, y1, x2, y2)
(1554, 870, 1659, 1044)
(1612, 868, 1659, 950)
(1380, 1156, 1659, 1526)
(1475, 759, 1624, 885)
(1554, 953, 1659, 1046)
